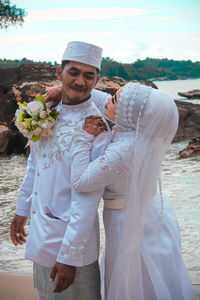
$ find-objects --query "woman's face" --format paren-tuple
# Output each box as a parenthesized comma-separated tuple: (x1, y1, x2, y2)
(104, 87, 122, 121)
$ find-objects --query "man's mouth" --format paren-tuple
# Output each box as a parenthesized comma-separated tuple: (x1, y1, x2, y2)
(71, 86, 87, 92)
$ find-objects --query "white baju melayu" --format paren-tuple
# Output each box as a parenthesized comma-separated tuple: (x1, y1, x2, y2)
(15, 89, 111, 299)
(70, 84, 194, 299)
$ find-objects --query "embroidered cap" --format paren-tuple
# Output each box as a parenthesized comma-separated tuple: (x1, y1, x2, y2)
(62, 41, 103, 70)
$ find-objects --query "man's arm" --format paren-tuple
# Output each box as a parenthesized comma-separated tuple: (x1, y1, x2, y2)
(49, 186, 104, 293)
(10, 149, 36, 246)
(49, 132, 109, 293)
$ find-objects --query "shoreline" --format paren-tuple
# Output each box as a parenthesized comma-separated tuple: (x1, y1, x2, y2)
(0, 272, 200, 300)
(0, 272, 39, 300)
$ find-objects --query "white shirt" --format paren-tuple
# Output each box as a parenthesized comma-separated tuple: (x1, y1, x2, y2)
(15, 89, 111, 267)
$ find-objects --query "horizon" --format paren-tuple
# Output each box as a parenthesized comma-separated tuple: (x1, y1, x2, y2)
(1, 0, 200, 63)
(1, 56, 200, 65)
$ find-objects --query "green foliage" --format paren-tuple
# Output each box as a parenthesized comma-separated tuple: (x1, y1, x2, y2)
(100, 57, 200, 80)
(0, 0, 27, 29)
(0, 56, 200, 80)
(0, 58, 59, 68)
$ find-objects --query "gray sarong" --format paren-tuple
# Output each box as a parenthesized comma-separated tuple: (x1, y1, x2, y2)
(33, 261, 101, 300)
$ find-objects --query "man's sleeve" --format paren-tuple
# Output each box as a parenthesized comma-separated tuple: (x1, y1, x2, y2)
(56, 187, 103, 266)
(56, 131, 109, 267)
(15, 149, 36, 217)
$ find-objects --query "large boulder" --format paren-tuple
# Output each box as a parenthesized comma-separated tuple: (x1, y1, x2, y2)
(174, 100, 200, 142)
(0, 124, 10, 154)
(179, 137, 200, 159)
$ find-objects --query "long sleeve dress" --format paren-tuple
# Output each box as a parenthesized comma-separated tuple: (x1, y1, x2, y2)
(71, 129, 194, 300)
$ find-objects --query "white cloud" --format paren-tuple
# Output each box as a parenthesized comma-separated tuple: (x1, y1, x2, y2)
(1, 31, 200, 63)
(26, 7, 156, 22)
(145, 16, 176, 21)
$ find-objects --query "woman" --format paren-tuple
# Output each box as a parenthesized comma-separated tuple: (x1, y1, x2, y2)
(70, 82, 194, 299)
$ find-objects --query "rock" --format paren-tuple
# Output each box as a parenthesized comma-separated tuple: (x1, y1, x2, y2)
(179, 137, 200, 158)
(0, 124, 10, 154)
(96, 77, 158, 95)
(178, 89, 200, 99)
(174, 100, 200, 142)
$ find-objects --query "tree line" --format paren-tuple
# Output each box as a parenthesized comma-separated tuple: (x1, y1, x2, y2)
(100, 57, 200, 80)
(1, 57, 200, 81)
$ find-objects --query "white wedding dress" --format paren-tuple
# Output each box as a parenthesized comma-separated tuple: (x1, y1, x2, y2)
(71, 83, 194, 300)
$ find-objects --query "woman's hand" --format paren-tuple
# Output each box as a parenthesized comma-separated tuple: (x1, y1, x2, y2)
(83, 116, 108, 135)
(44, 86, 62, 108)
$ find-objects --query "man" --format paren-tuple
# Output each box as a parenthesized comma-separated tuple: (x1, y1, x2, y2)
(10, 41, 110, 300)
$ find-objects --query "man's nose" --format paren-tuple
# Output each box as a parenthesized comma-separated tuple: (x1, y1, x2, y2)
(74, 75, 85, 86)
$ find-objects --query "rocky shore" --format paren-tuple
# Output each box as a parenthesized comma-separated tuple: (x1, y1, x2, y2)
(179, 137, 200, 159)
(0, 64, 200, 156)
(178, 89, 200, 99)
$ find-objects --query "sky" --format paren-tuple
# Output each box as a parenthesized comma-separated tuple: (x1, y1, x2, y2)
(1, 0, 200, 64)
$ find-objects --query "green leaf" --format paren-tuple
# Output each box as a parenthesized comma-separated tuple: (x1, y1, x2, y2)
(17, 101, 27, 107)
(49, 109, 60, 119)
(31, 135, 40, 142)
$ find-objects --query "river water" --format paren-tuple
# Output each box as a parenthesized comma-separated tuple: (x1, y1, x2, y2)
(0, 79, 199, 286)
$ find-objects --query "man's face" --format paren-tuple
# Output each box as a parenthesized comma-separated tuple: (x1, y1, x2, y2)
(57, 61, 99, 105)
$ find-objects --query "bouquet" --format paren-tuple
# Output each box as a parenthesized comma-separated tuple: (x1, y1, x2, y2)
(15, 95, 60, 144)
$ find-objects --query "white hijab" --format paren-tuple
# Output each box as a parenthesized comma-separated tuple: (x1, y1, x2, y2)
(107, 82, 179, 299)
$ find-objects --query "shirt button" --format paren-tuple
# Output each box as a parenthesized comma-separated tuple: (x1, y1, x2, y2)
(32, 210, 36, 214)
(35, 192, 37, 195)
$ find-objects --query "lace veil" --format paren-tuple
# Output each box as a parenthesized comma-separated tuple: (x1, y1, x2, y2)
(107, 82, 179, 299)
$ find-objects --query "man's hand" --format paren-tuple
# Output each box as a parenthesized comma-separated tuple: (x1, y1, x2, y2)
(83, 116, 108, 136)
(44, 86, 62, 108)
(50, 262, 76, 293)
(10, 214, 28, 246)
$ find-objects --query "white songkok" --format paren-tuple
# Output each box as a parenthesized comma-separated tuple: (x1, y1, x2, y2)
(62, 41, 103, 70)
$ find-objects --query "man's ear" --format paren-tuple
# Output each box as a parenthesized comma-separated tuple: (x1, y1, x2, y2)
(95, 75, 100, 86)
(56, 66, 63, 81)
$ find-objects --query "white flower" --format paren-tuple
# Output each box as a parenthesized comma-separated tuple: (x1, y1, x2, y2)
(26, 101, 44, 117)
(20, 122, 27, 129)
(39, 111, 47, 118)
(15, 109, 21, 119)
(31, 120, 37, 126)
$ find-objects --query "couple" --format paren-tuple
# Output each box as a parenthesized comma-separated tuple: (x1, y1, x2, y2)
(10, 41, 194, 300)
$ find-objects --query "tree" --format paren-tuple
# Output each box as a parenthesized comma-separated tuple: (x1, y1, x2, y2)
(0, 0, 27, 29)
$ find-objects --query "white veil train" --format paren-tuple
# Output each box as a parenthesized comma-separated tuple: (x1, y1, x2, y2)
(106, 83, 194, 299)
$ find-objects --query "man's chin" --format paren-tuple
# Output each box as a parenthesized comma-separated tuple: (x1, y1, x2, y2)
(68, 93, 90, 104)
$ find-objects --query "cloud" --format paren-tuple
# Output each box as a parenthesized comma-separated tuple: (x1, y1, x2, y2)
(145, 16, 176, 21)
(25, 7, 156, 22)
(0, 30, 135, 44)
(1, 31, 200, 63)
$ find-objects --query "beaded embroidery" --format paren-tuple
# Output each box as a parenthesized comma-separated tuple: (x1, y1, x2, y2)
(37, 101, 99, 170)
